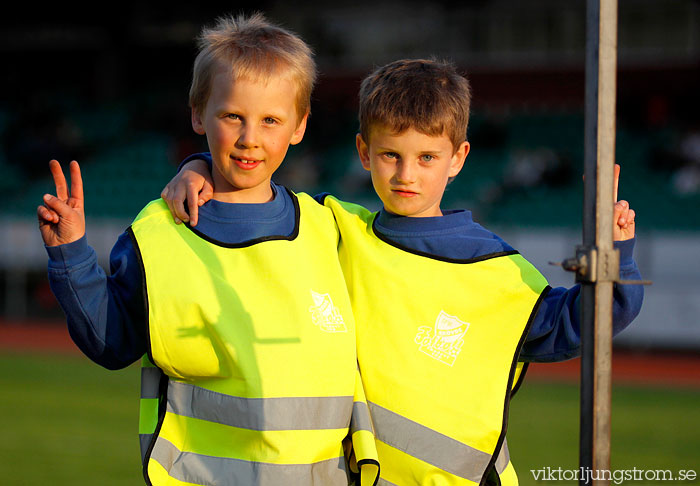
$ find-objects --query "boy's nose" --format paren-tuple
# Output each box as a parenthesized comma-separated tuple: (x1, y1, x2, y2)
(395, 162, 416, 183)
(237, 125, 260, 148)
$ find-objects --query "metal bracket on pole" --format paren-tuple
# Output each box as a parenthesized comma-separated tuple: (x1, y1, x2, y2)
(560, 245, 619, 284)
(555, 247, 651, 285)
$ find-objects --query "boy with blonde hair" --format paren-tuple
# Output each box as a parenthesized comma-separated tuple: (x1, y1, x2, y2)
(166, 58, 643, 485)
(38, 13, 378, 486)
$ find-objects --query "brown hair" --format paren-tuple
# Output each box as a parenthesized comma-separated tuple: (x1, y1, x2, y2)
(358, 58, 471, 151)
(189, 13, 316, 122)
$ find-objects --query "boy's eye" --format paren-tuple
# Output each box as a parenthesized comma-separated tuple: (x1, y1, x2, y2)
(226, 113, 240, 120)
(263, 117, 278, 125)
(420, 154, 435, 162)
(382, 152, 399, 160)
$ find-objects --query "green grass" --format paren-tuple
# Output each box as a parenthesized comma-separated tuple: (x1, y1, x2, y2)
(2, 352, 699, 485)
(0, 351, 142, 485)
(508, 381, 700, 485)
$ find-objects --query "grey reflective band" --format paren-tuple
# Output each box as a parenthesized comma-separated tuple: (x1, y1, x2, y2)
(167, 380, 353, 431)
(369, 401, 492, 482)
(377, 479, 399, 486)
(494, 438, 510, 474)
(140, 433, 154, 463)
(350, 401, 373, 435)
(373, 442, 509, 485)
(140, 367, 162, 399)
(150, 436, 350, 485)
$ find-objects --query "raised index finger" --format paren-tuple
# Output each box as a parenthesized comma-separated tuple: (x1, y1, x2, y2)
(613, 163, 620, 202)
(49, 159, 69, 201)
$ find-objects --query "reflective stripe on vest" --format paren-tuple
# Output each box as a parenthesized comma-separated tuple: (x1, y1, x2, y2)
(141, 376, 361, 486)
(131, 193, 378, 485)
(166, 380, 353, 431)
(351, 400, 374, 436)
(372, 433, 512, 486)
(149, 436, 350, 485)
(368, 401, 495, 482)
(494, 439, 511, 477)
(349, 367, 380, 483)
(325, 196, 549, 485)
(139, 355, 164, 465)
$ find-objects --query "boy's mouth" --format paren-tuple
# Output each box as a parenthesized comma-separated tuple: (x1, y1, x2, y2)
(232, 156, 263, 170)
(392, 188, 418, 197)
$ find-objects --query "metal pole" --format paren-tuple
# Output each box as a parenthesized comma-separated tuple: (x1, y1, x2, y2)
(580, 0, 618, 484)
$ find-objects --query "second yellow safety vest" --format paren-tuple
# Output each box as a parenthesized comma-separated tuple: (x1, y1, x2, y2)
(325, 196, 550, 486)
(131, 192, 379, 486)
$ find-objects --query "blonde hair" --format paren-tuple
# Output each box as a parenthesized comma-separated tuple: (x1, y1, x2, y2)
(189, 13, 316, 122)
(358, 58, 471, 151)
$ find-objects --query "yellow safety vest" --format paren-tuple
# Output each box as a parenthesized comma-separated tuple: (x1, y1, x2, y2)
(131, 192, 379, 486)
(324, 196, 550, 486)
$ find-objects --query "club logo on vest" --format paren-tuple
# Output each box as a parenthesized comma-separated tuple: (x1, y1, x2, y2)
(415, 311, 470, 366)
(309, 290, 347, 333)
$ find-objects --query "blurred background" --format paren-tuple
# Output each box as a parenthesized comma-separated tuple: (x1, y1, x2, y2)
(1, 1, 698, 484)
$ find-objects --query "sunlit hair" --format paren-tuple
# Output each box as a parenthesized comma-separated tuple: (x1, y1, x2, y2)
(358, 58, 471, 151)
(189, 12, 316, 123)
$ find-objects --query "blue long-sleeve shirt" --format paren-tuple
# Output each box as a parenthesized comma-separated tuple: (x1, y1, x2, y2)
(46, 177, 643, 370)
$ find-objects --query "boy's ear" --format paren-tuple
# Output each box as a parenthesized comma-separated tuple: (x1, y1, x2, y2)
(356, 134, 371, 171)
(449, 141, 470, 178)
(290, 112, 309, 146)
(191, 108, 206, 135)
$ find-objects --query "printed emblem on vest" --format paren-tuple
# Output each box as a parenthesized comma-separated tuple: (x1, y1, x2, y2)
(415, 311, 470, 366)
(309, 290, 347, 333)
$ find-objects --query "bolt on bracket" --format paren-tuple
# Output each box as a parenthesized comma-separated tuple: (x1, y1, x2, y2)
(553, 245, 651, 285)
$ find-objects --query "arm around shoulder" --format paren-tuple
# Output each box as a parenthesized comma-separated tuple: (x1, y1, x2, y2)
(161, 153, 214, 226)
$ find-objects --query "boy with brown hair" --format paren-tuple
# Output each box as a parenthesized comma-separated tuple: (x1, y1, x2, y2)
(166, 58, 643, 485)
(38, 13, 378, 486)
